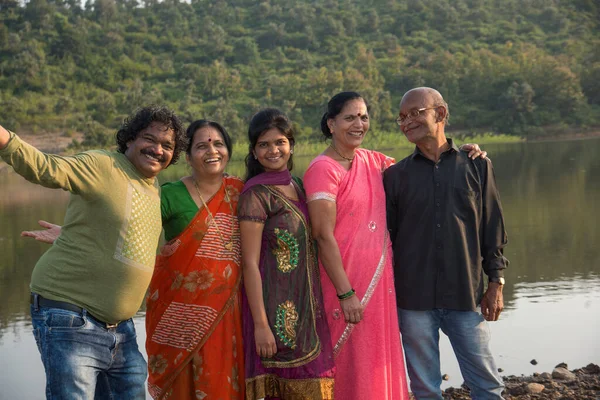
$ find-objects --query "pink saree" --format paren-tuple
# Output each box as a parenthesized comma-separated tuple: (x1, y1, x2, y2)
(304, 148, 409, 400)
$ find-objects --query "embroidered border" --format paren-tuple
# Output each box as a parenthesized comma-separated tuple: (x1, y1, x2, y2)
(332, 230, 389, 358)
(307, 192, 336, 202)
(246, 374, 334, 400)
(150, 302, 219, 350)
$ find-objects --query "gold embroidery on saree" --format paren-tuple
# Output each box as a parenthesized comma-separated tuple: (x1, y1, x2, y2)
(275, 300, 299, 349)
(272, 228, 299, 273)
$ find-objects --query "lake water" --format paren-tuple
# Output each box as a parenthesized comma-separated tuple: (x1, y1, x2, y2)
(1, 138, 599, 399)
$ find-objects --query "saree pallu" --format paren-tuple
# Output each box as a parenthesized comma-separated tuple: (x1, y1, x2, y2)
(304, 149, 409, 400)
(238, 182, 335, 400)
(146, 178, 245, 399)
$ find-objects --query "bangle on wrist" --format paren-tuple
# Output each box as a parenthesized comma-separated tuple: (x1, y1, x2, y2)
(337, 288, 356, 301)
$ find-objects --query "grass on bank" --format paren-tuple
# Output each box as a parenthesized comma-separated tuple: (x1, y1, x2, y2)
(228, 131, 523, 162)
(158, 131, 523, 181)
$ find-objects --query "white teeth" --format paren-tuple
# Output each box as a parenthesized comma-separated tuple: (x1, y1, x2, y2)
(145, 154, 159, 161)
(205, 158, 220, 163)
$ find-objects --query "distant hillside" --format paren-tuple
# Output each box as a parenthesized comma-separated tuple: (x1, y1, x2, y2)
(1, 0, 598, 145)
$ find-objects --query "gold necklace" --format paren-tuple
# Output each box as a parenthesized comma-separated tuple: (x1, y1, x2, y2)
(193, 179, 234, 251)
(329, 143, 355, 161)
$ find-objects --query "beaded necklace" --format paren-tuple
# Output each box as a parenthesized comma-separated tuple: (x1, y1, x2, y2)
(329, 143, 355, 161)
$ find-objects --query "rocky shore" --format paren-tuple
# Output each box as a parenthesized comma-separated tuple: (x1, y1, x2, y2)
(441, 363, 600, 399)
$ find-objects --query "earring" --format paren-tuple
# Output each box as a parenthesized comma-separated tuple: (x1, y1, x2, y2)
(290, 149, 294, 154)
(253, 154, 257, 160)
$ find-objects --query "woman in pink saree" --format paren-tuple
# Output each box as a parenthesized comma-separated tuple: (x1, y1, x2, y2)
(303, 92, 409, 400)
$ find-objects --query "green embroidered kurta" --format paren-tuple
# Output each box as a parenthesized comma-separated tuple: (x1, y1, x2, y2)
(238, 182, 335, 399)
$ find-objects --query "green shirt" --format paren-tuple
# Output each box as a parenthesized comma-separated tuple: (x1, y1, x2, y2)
(0, 132, 162, 323)
(160, 180, 198, 241)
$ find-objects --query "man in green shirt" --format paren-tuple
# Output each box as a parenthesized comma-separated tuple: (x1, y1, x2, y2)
(0, 106, 187, 399)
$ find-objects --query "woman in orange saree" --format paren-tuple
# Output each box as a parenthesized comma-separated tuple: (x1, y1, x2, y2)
(145, 120, 245, 399)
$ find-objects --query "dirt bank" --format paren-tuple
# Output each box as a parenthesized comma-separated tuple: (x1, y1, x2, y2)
(441, 363, 600, 399)
(16, 131, 84, 153)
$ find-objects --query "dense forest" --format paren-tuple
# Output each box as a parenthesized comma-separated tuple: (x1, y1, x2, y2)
(0, 0, 598, 145)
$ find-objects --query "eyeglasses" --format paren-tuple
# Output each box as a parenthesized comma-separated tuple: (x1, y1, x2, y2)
(396, 107, 439, 125)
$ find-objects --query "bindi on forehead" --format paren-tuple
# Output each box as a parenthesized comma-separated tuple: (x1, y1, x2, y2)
(195, 129, 223, 144)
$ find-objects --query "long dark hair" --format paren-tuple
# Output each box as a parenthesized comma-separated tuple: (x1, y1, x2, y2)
(319, 91, 367, 139)
(245, 108, 295, 181)
(185, 119, 233, 158)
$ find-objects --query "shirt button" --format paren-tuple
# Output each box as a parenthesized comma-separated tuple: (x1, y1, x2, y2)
(435, 165, 439, 169)
(436, 183, 440, 187)
(436, 202, 440, 207)
(436, 224, 441, 228)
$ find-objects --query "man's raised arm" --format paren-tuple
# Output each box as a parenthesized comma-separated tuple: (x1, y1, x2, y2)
(0, 124, 12, 149)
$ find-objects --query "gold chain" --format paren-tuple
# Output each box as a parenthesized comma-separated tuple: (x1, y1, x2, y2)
(193, 179, 234, 251)
(329, 143, 355, 161)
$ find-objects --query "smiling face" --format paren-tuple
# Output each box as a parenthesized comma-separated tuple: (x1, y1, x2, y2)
(253, 128, 292, 173)
(398, 91, 443, 144)
(327, 98, 370, 152)
(124, 122, 175, 178)
(187, 126, 230, 179)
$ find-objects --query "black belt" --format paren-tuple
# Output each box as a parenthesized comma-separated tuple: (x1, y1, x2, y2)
(30, 293, 121, 329)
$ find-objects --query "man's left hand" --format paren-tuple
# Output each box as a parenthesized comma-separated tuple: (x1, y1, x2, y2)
(481, 282, 504, 321)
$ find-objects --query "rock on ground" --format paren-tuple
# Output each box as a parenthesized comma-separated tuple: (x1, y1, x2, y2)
(438, 363, 600, 399)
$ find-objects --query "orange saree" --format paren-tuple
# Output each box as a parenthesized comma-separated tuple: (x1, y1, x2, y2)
(146, 177, 245, 399)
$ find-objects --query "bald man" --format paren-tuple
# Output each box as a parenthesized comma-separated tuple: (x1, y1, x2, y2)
(384, 88, 508, 399)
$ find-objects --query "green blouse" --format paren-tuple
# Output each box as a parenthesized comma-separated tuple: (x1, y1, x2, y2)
(160, 180, 199, 241)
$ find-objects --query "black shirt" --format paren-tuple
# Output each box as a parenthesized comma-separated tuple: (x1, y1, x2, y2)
(383, 139, 508, 311)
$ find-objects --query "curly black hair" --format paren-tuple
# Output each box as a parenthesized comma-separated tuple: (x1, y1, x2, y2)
(116, 105, 187, 166)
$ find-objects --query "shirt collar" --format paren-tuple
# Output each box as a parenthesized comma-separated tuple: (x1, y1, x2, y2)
(411, 138, 459, 160)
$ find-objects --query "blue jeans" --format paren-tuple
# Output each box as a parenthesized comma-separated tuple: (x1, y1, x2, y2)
(31, 304, 147, 400)
(398, 308, 504, 400)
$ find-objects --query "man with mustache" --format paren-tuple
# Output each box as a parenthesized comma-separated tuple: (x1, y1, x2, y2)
(0, 106, 187, 399)
(384, 87, 508, 399)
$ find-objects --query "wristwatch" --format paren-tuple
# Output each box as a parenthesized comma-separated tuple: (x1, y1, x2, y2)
(489, 277, 505, 285)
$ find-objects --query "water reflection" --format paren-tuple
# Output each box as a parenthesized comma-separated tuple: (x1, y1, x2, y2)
(513, 275, 600, 302)
(1, 138, 599, 395)
(438, 276, 600, 389)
